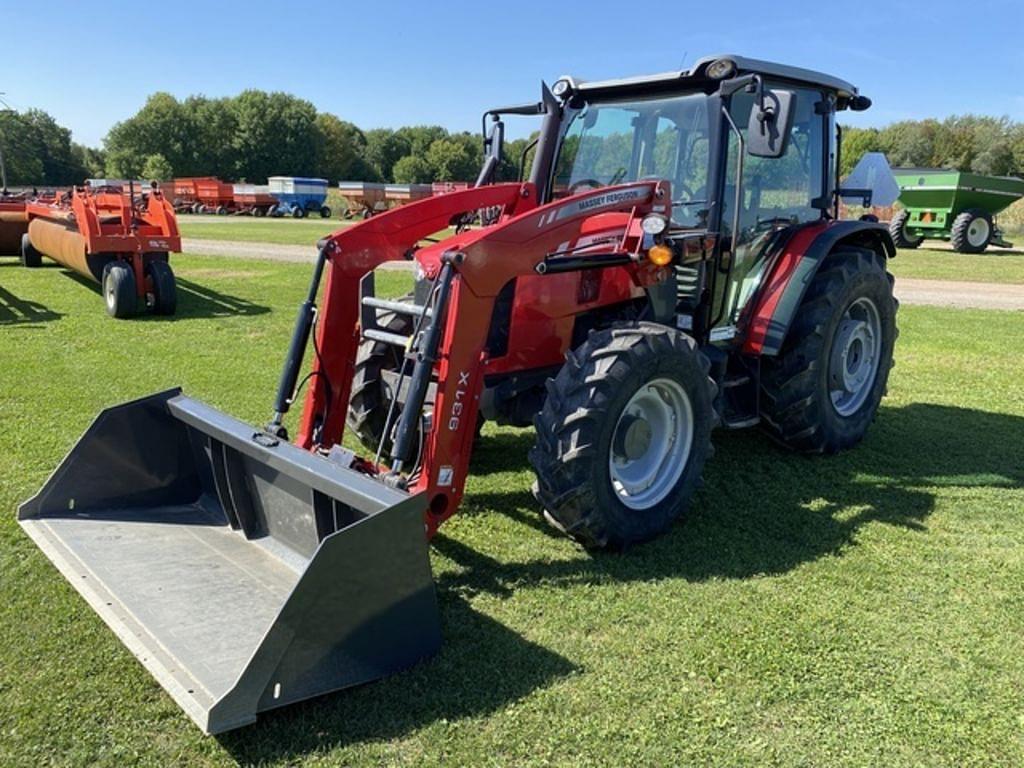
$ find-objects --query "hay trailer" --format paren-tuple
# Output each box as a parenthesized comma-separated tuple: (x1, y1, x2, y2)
(337, 181, 387, 218)
(232, 184, 277, 217)
(268, 176, 331, 218)
(21, 182, 181, 317)
(889, 168, 1024, 252)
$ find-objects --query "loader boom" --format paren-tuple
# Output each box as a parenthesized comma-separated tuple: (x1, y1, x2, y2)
(298, 180, 670, 533)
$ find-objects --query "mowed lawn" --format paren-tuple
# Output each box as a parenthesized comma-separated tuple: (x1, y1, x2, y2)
(1, 254, 1023, 767)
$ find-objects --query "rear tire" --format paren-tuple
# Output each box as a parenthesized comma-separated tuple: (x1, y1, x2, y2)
(760, 247, 897, 453)
(530, 322, 717, 550)
(346, 298, 416, 453)
(888, 210, 921, 249)
(20, 233, 42, 267)
(146, 259, 177, 315)
(951, 208, 992, 253)
(102, 262, 137, 319)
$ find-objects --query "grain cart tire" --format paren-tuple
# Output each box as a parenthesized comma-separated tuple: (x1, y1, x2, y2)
(530, 322, 717, 550)
(346, 297, 417, 454)
(951, 208, 992, 253)
(146, 259, 177, 315)
(292, 206, 306, 219)
(102, 262, 137, 318)
(888, 210, 921, 248)
(216, 205, 228, 216)
(320, 205, 332, 218)
(760, 247, 897, 454)
(20, 233, 43, 267)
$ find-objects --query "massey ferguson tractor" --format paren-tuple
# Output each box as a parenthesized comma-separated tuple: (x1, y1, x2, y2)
(20, 56, 898, 733)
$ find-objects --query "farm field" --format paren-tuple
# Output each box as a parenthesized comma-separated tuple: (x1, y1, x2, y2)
(175, 216, 1024, 285)
(1, 252, 1022, 767)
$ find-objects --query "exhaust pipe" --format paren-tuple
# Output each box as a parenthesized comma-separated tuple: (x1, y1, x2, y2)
(19, 389, 441, 733)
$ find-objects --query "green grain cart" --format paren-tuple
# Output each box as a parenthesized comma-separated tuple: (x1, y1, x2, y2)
(889, 168, 1024, 253)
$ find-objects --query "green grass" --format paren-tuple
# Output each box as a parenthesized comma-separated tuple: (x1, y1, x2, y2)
(177, 214, 349, 245)
(2, 254, 1023, 767)
(891, 246, 1024, 284)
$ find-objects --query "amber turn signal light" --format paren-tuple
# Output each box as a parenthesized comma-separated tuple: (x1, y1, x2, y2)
(646, 243, 674, 267)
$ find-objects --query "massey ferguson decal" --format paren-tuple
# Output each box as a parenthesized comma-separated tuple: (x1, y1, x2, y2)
(537, 184, 650, 228)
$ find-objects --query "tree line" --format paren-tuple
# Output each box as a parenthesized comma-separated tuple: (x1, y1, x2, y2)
(4, 89, 1024, 188)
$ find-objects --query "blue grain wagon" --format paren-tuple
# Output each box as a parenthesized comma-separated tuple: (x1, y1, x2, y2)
(267, 176, 332, 218)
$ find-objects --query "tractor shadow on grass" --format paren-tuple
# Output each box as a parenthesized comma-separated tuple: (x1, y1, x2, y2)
(444, 402, 1024, 591)
(62, 272, 269, 319)
(0, 284, 62, 326)
(218, 402, 1019, 759)
(217, 594, 578, 763)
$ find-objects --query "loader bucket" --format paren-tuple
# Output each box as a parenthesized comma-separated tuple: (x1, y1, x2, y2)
(18, 389, 441, 734)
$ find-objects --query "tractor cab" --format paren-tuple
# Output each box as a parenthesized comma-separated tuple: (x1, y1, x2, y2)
(482, 55, 876, 345)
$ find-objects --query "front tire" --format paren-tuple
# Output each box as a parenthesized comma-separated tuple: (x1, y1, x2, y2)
(530, 322, 717, 550)
(888, 210, 921, 249)
(346, 299, 416, 453)
(102, 262, 137, 319)
(760, 247, 897, 453)
(951, 208, 992, 253)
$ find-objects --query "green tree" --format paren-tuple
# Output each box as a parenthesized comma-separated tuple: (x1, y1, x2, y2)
(425, 137, 477, 181)
(391, 154, 433, 183)
(230, 90, 319, 181)
(141, 153, 174, 181)
(364, 128, 411, 181)
(315, 113, 376, 182)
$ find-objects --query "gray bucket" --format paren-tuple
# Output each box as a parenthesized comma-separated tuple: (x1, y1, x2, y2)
(18, 389, 441, 734)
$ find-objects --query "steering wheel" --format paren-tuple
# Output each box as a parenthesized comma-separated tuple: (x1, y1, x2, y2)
(568, 178, 603, 195)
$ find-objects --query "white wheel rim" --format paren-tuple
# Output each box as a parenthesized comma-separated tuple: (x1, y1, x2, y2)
(609, 377, 694, 511)
(967, 218, 990, 247)
(104, 275, 116, 310)
(829, 297, 882, 417)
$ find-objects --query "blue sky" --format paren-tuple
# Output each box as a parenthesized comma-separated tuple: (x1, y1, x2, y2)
(2, 0, 1022, 147)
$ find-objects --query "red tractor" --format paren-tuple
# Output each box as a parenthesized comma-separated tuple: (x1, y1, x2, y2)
(22, 56, 898, 732)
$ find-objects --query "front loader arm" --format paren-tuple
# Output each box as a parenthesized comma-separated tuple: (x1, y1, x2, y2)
(410, 182, 671, 534)
(295, 183, 537, 448)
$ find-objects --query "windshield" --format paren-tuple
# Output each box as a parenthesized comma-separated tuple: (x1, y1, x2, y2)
(552, 91, 711, 227)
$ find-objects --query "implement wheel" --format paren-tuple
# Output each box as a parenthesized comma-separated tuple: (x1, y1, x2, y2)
(292, 206, 306, 219)
(951, 208, 992, 253)
(102, 262, 137, 319)
(530, 322, 717, 549)
(888, 210, 921, 249)
(346, 297, 417, 454)
(320, 205, 332, 218)
(146, 259, 177, 315)
(760, 247, 897, 453)
(20, 233, 42, 267)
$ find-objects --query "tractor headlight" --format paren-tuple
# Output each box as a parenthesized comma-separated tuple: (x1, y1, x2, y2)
(705, 57, 736, 80)
(641, 214, 668, 236)
(552, 78, 571, 98)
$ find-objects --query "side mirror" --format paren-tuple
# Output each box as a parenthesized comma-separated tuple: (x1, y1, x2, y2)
(747, 89, 795, 158)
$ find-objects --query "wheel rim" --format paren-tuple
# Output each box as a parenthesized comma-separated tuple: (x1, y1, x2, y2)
(828, 297, 882, 417)
(967, 217, 990, 247)
(608, 377, 694, 510)
(104, 274, 116, 311)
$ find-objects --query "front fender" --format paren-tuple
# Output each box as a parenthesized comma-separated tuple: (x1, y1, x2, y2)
(742, 220, 894, 356)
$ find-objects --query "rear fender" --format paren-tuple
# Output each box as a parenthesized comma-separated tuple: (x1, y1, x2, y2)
(742, 220, 894, 356)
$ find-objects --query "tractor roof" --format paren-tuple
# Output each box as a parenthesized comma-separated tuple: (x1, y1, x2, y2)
(564, 54, 861, 105)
